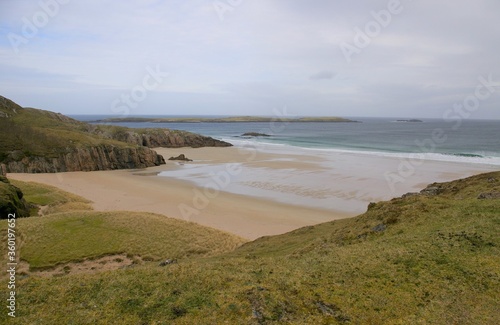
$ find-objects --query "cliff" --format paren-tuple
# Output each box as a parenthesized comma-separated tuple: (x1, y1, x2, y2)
(0, 95, 230, 174)
(92, 126, 232, 148)
(1, 145, 165, 173)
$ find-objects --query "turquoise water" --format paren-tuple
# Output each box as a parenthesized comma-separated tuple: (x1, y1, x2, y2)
(75, 116, 500, 165)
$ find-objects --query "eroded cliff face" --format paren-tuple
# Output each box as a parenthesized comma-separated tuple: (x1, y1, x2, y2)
(0, 145, 165, 173)
(102, 129, 232, 148)
(0, 95, 232, 174)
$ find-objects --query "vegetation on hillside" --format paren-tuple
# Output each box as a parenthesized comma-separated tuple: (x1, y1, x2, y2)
(0, 172, 498, 324)
(0, 95, 230, 172)
(0, 176, 30, 219)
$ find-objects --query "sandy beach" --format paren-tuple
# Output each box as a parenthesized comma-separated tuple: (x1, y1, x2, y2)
(8, 146, 499, 240)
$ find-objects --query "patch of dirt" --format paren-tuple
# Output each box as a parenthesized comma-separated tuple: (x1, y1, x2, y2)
(21, 254, 144, 278)
(37, 205, 50, 216)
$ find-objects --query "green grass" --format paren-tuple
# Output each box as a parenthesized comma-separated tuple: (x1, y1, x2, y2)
(13, 211, 245, 270)
(0, 180, 245, 270)
(0, 172, 499, 324)
(0, 107, 137, 160)
(10, 179, 93, 214)
(0, 96, 228, 168)
(0, 176, 30, 218)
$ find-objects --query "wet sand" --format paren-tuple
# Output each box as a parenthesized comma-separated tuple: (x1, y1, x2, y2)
(8, 146, 498, 240)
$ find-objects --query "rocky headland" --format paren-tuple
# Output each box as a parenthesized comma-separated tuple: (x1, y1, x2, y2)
(0, 95, 231, 174)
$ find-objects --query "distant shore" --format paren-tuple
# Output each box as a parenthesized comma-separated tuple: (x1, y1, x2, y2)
(90, 116, 359, 123)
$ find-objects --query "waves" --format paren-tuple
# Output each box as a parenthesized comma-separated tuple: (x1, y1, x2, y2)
(80, 115, 500, 167)
(223, 137, 500, 166)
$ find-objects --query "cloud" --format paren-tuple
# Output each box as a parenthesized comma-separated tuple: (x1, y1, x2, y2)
(0, 0, 499, 118)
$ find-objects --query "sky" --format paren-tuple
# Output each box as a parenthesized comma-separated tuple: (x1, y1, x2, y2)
(0, 0, 499, 118)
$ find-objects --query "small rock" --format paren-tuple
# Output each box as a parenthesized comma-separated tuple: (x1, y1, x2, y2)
(420, 185, 442, 196)
(477, 192, 500, 200)
(487, 178, 497, 183)
(158, 259, 177, 267)
(372, 224, 387, 232)
(252, 308, 264, 321)
(242, 132, 271, 137)
(315, 301, 350, 322)
(168, 154, 192, 162)
(402, 192, 419, 199)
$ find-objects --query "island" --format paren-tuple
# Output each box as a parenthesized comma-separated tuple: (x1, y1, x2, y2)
(92, 116, 359, 123)
(395, 119, 423, 122)
(241, 132, 271, 137)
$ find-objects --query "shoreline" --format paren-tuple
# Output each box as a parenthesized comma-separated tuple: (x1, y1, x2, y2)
(8, 146, 498, 240)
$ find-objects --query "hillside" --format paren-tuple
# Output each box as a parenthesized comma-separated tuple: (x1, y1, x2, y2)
(0, 171, 498, 324)
(0, 95, 231, 173)
(0, 175, 30, 219)
(0, 178, 245, 272)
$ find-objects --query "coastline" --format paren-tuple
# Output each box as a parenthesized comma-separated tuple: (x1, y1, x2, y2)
(8, 146, 498, 240)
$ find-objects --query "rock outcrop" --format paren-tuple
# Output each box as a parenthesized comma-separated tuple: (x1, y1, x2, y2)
(242, 132, 270, 137)
(0, 175, 30, 218)
(0, 95, 235, 174)
(0, 95, 22, 117)
(0, 145, 165, 173)
(168, 154, 192, 162)
(104, 129, 232, 148)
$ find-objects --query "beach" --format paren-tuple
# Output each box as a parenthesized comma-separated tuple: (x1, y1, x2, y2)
(8, 146, 499, 240)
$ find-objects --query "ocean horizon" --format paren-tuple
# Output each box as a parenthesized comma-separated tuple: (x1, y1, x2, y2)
(74, 115, 500, 167)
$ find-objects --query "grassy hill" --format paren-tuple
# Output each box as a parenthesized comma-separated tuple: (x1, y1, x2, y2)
(1, 172, 499, 324)
(0, 95, 230, 173)
(0, 98, 129, 159)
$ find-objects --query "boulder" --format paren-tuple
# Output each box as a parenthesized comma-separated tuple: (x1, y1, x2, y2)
(168, 154, 192, 162)
(477, 192, 500, 199)
(420, 185, 443, 196)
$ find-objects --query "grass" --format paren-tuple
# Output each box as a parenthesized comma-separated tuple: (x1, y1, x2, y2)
(0, 172, 499, 324)
(10, 179, 93, 214)
(0, 176, 30, 218)
(0, 98, 229, 168)
(0, 107, 137, 160)
(0, 180, 245, 270)
(13, 211, 245, 270)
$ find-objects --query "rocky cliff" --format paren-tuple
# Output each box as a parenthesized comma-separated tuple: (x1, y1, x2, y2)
(0, 95, 232, 174)
(101, 128, 232, 148)
(1, 145, 165, 173)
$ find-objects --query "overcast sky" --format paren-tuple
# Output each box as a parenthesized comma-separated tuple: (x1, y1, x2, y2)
(1, 0, 499, 118)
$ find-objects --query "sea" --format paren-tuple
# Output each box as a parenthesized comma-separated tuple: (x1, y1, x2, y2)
(73, 115, 500, 166)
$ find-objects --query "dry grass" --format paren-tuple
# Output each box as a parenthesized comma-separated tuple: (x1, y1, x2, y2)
(12, 211, 245, 270)
(1, 172, 499, 324)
